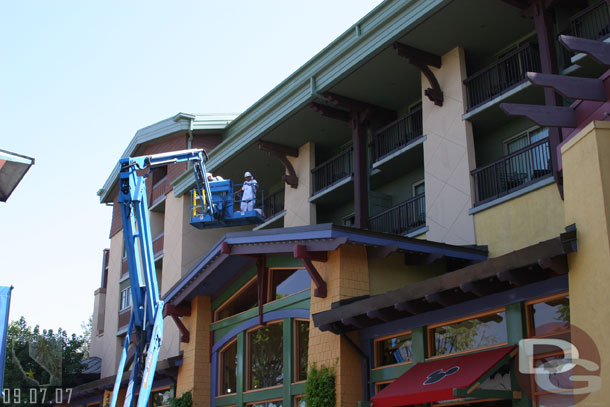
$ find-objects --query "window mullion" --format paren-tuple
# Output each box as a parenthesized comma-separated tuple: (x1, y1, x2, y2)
(283, 318, 293, 407)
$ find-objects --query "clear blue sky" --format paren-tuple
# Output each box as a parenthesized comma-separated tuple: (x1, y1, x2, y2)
(0, 1, 382, 335)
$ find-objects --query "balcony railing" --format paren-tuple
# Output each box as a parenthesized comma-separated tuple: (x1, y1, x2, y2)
(151, 176, 169, 205)
(311, 147, 353, 195)
(472, 138, 552, 205)
(152, 233, 164, 258)
(264, 187, 285, 219)
(570, 1, 610, 41)
(372, 107, 423, 163)
(465, 42, 541, 111)
(368, 194, 426, 235)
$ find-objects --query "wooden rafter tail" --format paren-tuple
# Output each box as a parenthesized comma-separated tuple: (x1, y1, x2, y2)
(499, 103, 577, 128)
(309, 102, 351, 123)
(293, 244, 327, 298)
(559, 34, 610, 66)
(526, 72, 607, 101)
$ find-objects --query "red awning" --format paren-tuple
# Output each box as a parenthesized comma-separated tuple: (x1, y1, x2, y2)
(371, 346, 516, 407)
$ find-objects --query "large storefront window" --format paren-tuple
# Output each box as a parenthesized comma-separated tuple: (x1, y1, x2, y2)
(247, 400, 283, 407)
(269, 268, 311, 300)
(220, 340, 237, 395)
(215, 277, 258, 321)
(527, 293, 570, 337)
(375, 331, 413, 367)
(428, 309, 508, 357)
(150, 388, 173, 407)
(248, 322, 284, 390)
(295, 320, 309, 382)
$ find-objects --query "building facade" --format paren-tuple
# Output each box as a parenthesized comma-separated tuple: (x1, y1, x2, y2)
(73, 1, 610, 406)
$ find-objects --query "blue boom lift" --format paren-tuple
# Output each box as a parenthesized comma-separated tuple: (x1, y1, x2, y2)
(110, 148, 263, 407)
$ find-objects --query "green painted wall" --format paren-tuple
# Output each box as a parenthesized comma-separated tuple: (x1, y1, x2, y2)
(373, 167, 425, 204)
(473, 117, 533, 166)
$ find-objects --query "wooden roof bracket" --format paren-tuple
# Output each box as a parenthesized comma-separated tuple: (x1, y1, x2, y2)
(164, 304, 191, 343)
(257, 140, 299, 188)
(294, 244, 328, 298)
(393, 42, 443, 106)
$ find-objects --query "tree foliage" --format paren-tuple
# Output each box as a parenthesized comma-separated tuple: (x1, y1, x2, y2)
(305, 364, 336, 407)
(2, 317, 86, 406)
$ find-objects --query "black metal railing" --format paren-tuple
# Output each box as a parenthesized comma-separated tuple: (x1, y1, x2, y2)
(369, 194, 426, 235)
(311, 147, 353, 195)
(372, 107, 423, 162)
(465, 42, 541, 110)
(570, 1, 610, 41)
(472, 138, 552, 205)
(264, 187, 285, 219)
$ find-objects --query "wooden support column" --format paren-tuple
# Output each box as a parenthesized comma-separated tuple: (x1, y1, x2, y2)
(352, 111, 369, 229)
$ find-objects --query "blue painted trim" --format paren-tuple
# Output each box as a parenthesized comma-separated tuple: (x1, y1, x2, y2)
(468, 176, 555, 215)
(358, 275, 568, 342)
(211, 352, 218, 407)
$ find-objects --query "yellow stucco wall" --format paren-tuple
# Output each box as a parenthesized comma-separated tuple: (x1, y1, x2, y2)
(368, 252, 445, 295)
(473, 183, 565, 257)
(308, 244, 369, 407)
(285, 142, 316, 227)
(562, 121, 610, 404)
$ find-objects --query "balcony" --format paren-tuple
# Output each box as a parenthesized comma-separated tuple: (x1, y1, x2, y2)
(472, 138, 552, 205)
(151, 176, 169, 207)
(570, 1, 610, 41)
(311, 146, 353, 198)
(152, 233, 164, 259)
(264, 187, 285, 219)
(465, 42, 541, 111)
(371, 107, 423, 164)
(121, 258, 128, 276)
(368, 194, 426, 236)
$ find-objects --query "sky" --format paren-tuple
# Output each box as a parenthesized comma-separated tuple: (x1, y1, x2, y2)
(0, 1, 383, 335)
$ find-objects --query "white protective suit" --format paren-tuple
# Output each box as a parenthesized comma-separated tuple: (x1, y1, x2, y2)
(240, 178, 258, 212)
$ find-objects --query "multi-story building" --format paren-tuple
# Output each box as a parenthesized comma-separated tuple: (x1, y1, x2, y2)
(72, 1, 610, 406)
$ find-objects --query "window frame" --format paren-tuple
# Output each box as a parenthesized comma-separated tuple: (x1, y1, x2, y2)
(503, 125, 548, 155)
(293, 318, 309, 383)
(148, 386, 173, 407)
(525, 292, 570, 339)
(245, 398, 283, 407)
(214, 275, 258, 322)
(119, 287, 131, 311)
(245, 320, 285, 392)
(218, 338, 238, 397)
(374, 380, 394, 394)
(267, 268, 311, 304)
(373, 330, 414, 369)
(426, 307, 508, 359)
(294, 395, 306, 407)
(411, 179, 425, 197)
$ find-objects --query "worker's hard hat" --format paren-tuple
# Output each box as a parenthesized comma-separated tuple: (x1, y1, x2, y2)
(206, 172, 213, 178)
(244, 171, 252, 177)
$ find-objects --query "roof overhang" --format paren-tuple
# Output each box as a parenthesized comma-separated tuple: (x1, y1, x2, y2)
(97, 113, 238, 203)
(0, 149, 34, 202)
(163, 223, 488, 306)
(312, 226, 577, 333)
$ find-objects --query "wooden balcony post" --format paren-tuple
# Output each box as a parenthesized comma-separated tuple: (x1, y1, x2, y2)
(352, 111, 369, 229)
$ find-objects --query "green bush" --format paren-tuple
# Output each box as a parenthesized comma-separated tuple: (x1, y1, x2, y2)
(305, 364, 336, 407)
(169, 391, 192, 407)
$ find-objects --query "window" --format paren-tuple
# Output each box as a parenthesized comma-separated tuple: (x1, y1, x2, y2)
(295, 396, 306, 407)
(269, 269, 311, 301)
(150, 388, 173, 407)
(220, 340, 237, 395)
(215, 277, 258, 321)
(527, 294, 570, 338)
(342, 213, 355, 227)
(248, 322, 283, 390)
(295, 320, 309, 382)
(120, 287, 131, 311)
(247, 400, 283, 407)
(505, 127, 548, 154)
(428, 309, 508, 357)
(375, 381, 393, 393)
(412, 180, 425, 196)
(375, 332, 413, 367)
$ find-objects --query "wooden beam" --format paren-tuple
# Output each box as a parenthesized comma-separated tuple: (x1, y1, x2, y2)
(393, 42, 443, 106)
(500, 103, 577, 128)
(527, 72, 606, 101)
(537, 255, 568, 275)
(366, 308, 404, 322)
(425, 289, 473, 306)
(294, 244, 327, 297)
(499, 0, 530, 9)
(560, 34, 610, 66)
(404, 252, 444, 265)
(257, 140, 299, 188)
(309, 102, 351, 122)
(324, 92, 396, 122)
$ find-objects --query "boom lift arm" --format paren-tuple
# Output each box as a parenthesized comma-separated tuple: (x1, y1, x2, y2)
(110, 149, 214, 407)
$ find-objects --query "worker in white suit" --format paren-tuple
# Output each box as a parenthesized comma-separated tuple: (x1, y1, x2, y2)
(240, 171, 258, 212)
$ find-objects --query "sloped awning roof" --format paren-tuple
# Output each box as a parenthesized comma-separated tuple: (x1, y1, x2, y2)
(372, 346, 517, 406)
(163, 223, 488, 306)
(312, 227, 576, 333)
(0, 149, 34, 202)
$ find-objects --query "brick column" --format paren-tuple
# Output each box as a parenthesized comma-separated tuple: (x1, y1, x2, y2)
(176, 296, 212, 407)
(308, 244, 369, 407)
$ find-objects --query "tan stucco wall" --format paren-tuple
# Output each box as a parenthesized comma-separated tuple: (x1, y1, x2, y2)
(474, 183, 565, 257)
(176, 296, 211, 407)
(93, 231, 124, 378)
(285, 142, 316, 227)
(368, 252, 445, 295)
(562, 121, 610, 404)
(308, 244, 369, 407)
(422, 46, 477, 245)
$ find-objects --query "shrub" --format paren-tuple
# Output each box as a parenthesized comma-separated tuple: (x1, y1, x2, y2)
(305, 364, 336, 407)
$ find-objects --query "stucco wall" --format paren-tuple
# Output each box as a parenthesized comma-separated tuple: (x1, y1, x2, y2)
(368, 252, 445, 295)
(474, 183, 565, 257)
(562, 121, 610, 403)
(284, 142, 316, 227)
(422, 46, 477, 245)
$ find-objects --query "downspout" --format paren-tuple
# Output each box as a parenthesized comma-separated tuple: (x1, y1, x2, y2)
(334, 323, 370, 404)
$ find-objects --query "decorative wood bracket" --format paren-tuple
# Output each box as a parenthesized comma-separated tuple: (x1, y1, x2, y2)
(294, 244, 327, 298)
(393, 42, 443, 106)
(324, 92, 396, 123)
(257, 140, 299, 188)
(526, 72, 607, 102)
(500, 103, 577, 127)
(164, 304, 191, 343)
(309, 102, 351, 123)
(560, 34, 610, 66)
